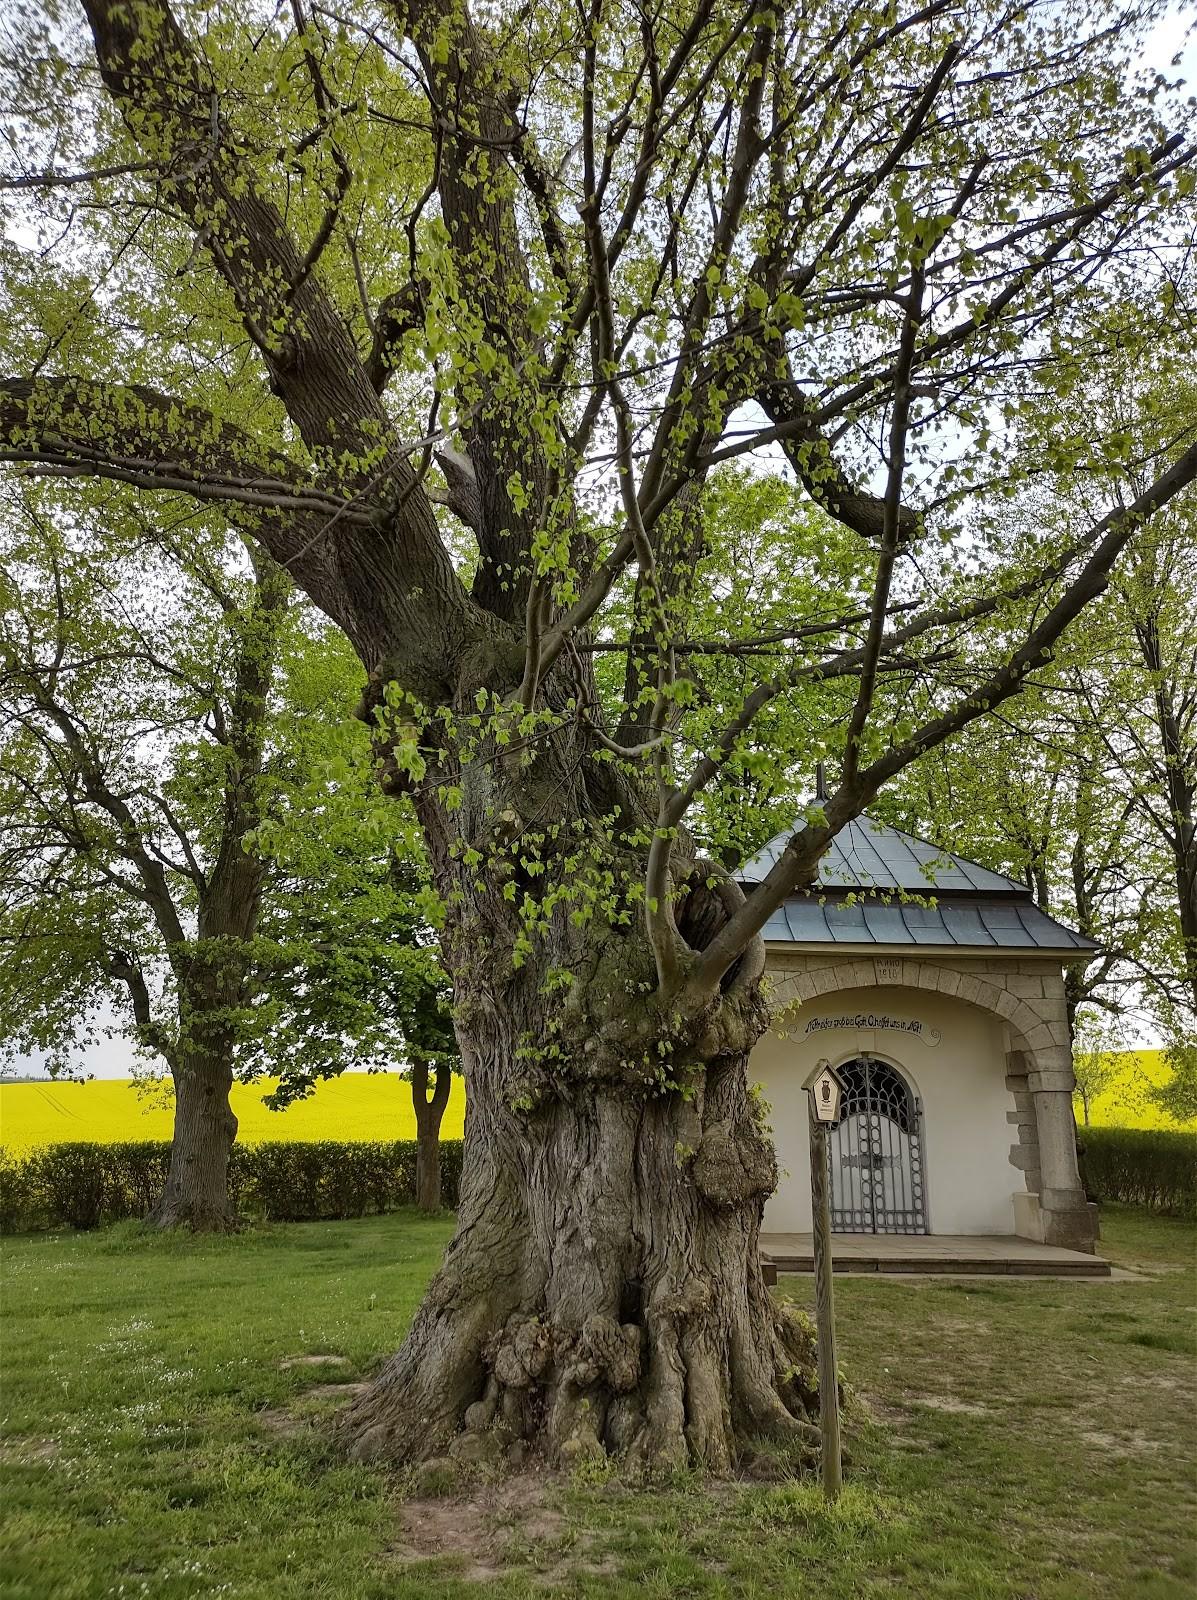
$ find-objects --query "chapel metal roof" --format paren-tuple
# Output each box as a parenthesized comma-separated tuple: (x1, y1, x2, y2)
(737, 815, 1097, 953)
(738, 815, 1026, 895)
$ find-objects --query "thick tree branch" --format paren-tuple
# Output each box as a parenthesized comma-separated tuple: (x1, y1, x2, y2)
(388, 0, 551, 621)
(105, 948, 175, 1059)
(80, 0, 384, 460)
(0, 375, 357, 608)
(747, 371, 921, 542)
(76, 0, 471, 666)
(687, 442, 1197, 998)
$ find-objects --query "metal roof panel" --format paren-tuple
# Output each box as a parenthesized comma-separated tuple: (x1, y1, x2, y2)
(739, 813, 1027, 896)
(761, 893, 1099, 952)
(1015, 902, 1096, 950)
(978, 903, 1036, 946)
(861, 903, 910, 939)
(824, 901, 873, 942)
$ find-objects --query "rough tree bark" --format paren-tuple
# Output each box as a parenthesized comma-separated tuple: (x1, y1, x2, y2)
(110, 952, 243, 1231)
(151, 1046, 240, 1231)
(342, 746, 822, 1475)
(411, 1057, 453, 1214)
(354, 1047, 820, 1472)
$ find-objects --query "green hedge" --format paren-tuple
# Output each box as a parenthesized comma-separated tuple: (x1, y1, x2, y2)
(1077, 1127, 1196, 1219)
(8, 1127, 1187, 1232)
(0, 1140, 464, 1233)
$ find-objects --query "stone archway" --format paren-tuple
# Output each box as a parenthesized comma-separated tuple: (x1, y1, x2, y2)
(768, 953, 1050, 1050)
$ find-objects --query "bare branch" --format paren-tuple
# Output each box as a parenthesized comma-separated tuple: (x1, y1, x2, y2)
(842, 263, 925, 782)
(689, 441, 1197, 997)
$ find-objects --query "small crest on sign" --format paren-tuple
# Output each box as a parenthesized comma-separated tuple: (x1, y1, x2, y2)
(802, 1058, 847, 1123)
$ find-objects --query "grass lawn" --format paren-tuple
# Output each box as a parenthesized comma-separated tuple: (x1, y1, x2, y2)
(1, 1206, 1194, 1600)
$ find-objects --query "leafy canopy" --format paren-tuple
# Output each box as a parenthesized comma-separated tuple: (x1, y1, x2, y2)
(0, 0, 1194, 1006)
(0, 486, 451, 1089)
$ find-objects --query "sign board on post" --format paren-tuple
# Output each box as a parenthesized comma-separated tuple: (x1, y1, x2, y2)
(807, 1058, 843, 1122)
(801, 1058, 846, 1501)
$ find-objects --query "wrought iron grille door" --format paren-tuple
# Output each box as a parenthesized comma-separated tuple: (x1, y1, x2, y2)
(828, 1056, 927, 1234)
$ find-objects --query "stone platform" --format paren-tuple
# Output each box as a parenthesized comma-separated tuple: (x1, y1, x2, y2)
(760, 1231, 1110, 1278)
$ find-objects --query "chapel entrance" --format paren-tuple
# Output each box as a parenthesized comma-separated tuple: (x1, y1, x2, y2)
(828, 1055, 928, 1234)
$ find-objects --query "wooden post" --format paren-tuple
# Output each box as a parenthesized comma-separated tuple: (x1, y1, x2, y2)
(809, 1103, 842, 1501)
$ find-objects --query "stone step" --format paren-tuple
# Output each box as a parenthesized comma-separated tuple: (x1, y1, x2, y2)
(759, 1234, 1111, 1278)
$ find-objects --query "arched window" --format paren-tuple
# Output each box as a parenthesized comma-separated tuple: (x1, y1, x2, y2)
(836, 1056, 917, 1134)
(828, 1056, 927, 1234)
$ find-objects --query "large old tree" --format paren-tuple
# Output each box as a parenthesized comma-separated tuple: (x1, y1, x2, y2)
(1, 0, 1195, 1471)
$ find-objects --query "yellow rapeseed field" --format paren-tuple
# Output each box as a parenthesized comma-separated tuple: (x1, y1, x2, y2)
(1075, 1048, 1194, 1131)
(0, 1051, 1189, 1149)
(0, 1072, 467, 1151)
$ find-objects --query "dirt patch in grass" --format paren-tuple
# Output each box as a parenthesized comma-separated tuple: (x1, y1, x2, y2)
(255, 1377, 369, 1436)
(858, 1392, 914, 1426)
(254, 1405, 303, 1438)
(392, 1469, 573, 1583)
(1080, 1428, 1161, 1455)
(0, 1435, 59, 1464)
(910, 1394, 992, 1416)
(534, 1548, 622, 1588)
(393, 1495, 508, 1581)
(278, 1352, 352, 1370)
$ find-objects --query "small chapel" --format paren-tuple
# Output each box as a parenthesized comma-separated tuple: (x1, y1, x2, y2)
(741, 810, 1101, 1261)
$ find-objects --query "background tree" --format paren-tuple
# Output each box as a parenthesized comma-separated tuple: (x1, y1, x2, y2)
(876, 546, 1197, 1122)
(877, 662, 1174, 1025)
(1093, 517, 1197, 1121)
(1153, 1036, 1197, 1123)
(1105, 525, 1197, 993)
(1, 0, 1195, 1473)
(387, 859, 460, 1214)
(1070, 1010, 1135, 1128)
(254, 771, 461, 1212)
(0, 491, 289, 1227)
(0, 490, 452, 1223)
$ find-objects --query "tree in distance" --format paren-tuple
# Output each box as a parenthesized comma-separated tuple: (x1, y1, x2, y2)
(0, 495, 455, 1224)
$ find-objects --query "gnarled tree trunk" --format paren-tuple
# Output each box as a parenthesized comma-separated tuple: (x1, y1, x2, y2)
(345, 823, 821, 1475)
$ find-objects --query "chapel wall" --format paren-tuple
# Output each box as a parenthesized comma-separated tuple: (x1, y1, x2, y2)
(751, 949, 1082, 1237)
(752, 981, 1017, 1235)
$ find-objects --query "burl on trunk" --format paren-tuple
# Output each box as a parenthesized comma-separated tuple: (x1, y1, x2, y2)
(344, 838, 821, 1476)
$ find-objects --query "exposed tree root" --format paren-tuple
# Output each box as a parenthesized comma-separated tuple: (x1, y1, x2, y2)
(343, 1248, 826, 1479)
